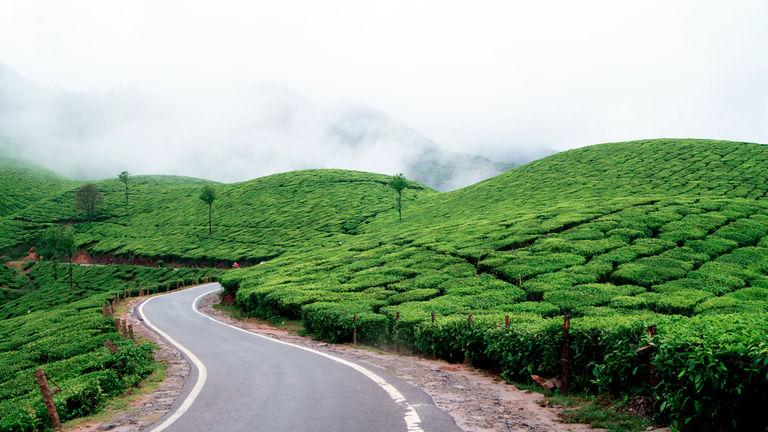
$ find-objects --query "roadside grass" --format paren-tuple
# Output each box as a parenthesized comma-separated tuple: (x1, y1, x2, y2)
(509, 383, 652, 432)
(61, 360, 168, 431)
(552, 395, 652, 432)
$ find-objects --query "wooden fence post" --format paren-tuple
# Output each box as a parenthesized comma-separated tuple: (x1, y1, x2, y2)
(505, 315, 510, 330)
(430, 311, 437, 359)
(560, 313, 571, 394)
(464, 314, 474, 365)
(35, 368, 61, 430)
(394, 312, 401, 353)
(352, 314, 358, 345)
(104, 340, 118, 353)
(647, 325, 657, 386)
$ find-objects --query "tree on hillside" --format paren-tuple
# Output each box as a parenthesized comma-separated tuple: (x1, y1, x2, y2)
(38, 226, 76, 289)
(118, 171, 130, 209)
(199, 185, 217, 235)
(75, 183, 103, 223)
(389, 173, 408, 221)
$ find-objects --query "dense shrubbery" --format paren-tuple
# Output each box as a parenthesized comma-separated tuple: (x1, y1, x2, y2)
(654, 314, 768, 431)
(0, 295, 152, 431)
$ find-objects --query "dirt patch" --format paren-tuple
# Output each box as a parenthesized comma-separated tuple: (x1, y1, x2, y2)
(66, 297, 190, 432)
(70, 250, 262, 269)
(199, 293, 601, 432)
(4, 249, 37, 274)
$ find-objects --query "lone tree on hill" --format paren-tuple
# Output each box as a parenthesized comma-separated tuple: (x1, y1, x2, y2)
(118, 171, 130, 209)
(38, 226, 76, 289)
(389, 173, 408, 221)
(75, 183, 103, 223)
(199, 185, 217, 235)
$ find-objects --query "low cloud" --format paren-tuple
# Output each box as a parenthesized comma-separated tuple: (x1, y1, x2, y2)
(0, 66, 508, 190)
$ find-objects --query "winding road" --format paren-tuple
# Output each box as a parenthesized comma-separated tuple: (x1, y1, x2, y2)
(138, 283, 462, 432)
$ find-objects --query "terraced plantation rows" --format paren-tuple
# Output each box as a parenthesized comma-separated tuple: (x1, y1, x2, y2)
(1, 138, 767, 431)
(0, 263, 221, 431)
(0, 159, 75, 218)
(0, 170, 430, 262)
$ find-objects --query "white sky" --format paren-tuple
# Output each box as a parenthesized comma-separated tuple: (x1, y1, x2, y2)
(1, 0, 768, 160)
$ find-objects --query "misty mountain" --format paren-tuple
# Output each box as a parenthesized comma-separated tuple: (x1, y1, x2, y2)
(0, 63, 512, 190)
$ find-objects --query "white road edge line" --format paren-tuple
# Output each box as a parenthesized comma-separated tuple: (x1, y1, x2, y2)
(140, 284, 425, 432)
(138, 292, 208, 432)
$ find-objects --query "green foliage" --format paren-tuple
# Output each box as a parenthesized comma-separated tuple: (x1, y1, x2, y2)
(653, 314, 768, 431)
(74, 183, 103, 223)
(389, 173, 408, 221)
(0, 159, 73, 217)
(118, 171, 130, 208)
(199, 185, 217, 235)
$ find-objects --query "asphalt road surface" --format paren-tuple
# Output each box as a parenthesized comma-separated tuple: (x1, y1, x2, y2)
(139, 283, 462, 432)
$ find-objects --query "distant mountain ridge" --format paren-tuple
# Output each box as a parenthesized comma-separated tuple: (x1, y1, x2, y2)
(0, 63, 512, 191)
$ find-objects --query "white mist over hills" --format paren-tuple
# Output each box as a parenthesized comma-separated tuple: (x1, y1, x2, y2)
(0, 64, 513, 191)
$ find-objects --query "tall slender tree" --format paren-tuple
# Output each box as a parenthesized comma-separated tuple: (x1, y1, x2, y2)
(60, 227, 76, 290)
(38, 226, 76, 288)
(75, 184, 103, 223)
(389, 173, 408, 221)
(199, 185, 217, 235)
(118, 171, 130, 209)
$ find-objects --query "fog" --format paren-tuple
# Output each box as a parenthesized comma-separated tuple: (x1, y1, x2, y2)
(1, 1, 767, 188)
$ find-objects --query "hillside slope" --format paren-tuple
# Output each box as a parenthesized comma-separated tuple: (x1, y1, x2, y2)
(231, 140, 768, 320)
(0, 158, 73, 217)
(222, 138, 768, 430)
(0, 169, 432, 262)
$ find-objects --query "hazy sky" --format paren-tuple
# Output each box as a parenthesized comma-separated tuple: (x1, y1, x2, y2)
(1, 0, 768, 162)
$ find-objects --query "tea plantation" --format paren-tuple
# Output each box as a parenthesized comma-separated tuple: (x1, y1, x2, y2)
(2, 138, 768, 430)
(0, 169, 430, 262)
(0, 263, 220, 431)
(0, 159, 75, 217)
(222, 139, 768, 431)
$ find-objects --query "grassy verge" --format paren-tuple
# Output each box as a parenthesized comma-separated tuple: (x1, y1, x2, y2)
(62, 360, 168, 430)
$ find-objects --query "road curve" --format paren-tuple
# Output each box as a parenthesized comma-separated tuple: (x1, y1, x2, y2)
(138, 283, 462, 432)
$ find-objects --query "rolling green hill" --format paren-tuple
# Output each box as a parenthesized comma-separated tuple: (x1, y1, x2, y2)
(0, 159, 74, 217)
(0, 169, 431, 262)
(1, 138, 768, 430)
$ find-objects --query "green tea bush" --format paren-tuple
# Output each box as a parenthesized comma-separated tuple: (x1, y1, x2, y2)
(301, 302, 388, 344)
(653, 313, 768, 430)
